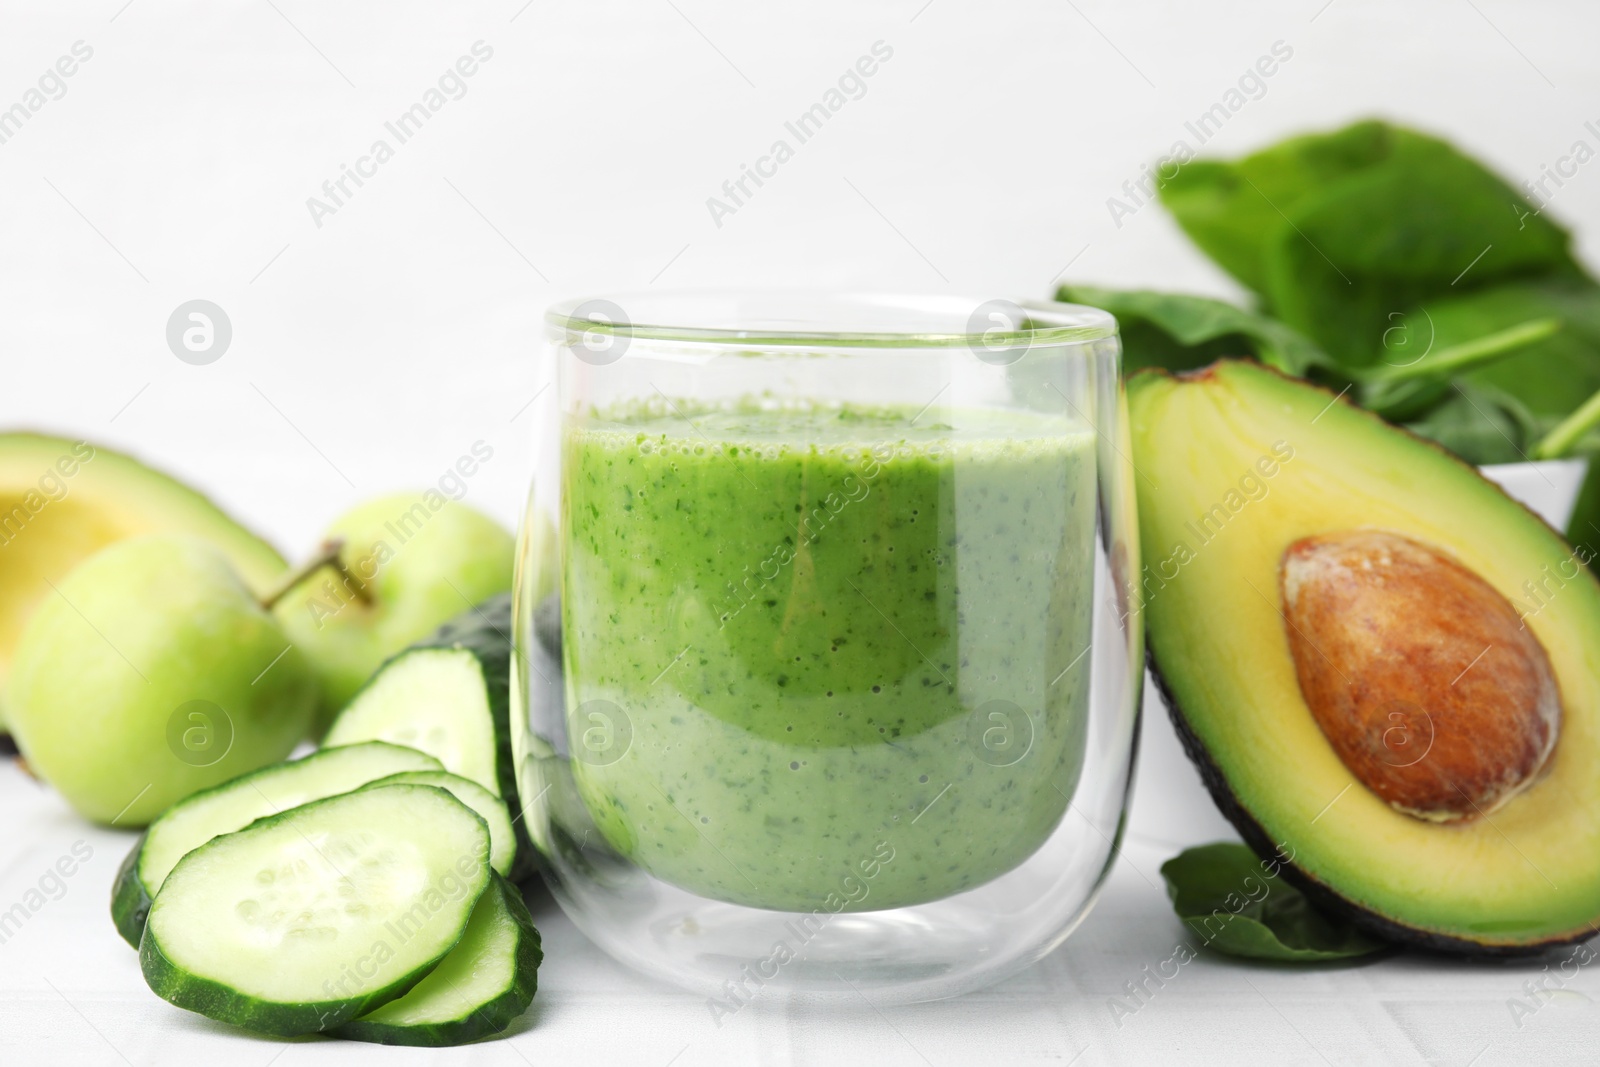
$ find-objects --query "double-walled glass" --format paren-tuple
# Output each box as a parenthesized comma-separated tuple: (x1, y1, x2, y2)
(512, 293, 1141, 1005)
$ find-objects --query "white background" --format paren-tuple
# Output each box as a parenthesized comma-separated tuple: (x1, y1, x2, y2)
(3, 1, 1600, 1064)
(3, 0, 1599, 549)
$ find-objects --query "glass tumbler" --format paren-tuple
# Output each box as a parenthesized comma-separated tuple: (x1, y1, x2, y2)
(511, 292, 1141, 1006)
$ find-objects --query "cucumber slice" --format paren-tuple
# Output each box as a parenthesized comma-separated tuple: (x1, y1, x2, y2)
(112, 741, 442, 948)
(325, 647, 503, 791)
(141, 784, 491, 1036)
(364, 771, 517, 877)
(324, 596, 531, 869)
(336, 873, 541, 1046)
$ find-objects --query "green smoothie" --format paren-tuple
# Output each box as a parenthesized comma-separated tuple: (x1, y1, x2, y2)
(561, 400, 1097, 911)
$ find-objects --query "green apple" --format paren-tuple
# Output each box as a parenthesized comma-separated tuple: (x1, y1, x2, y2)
(6, 536, 317, 827)
(274, 494, 515, 735)
(0, 433, 286, 735)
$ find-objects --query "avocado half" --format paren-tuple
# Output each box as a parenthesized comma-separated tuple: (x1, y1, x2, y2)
(1130, 360, 1600, 955)
(0, 434, 286, 727)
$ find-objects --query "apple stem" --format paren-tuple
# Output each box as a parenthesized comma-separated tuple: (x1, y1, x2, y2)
(259, 538, 373, 611)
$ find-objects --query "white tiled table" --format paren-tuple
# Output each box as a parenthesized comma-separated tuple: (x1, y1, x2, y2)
(2, 757, 1594, 1067)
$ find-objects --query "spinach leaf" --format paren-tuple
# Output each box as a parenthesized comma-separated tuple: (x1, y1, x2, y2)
(1431, 279, 1600, 418)
(1358, 317, 1562, 422)
(1161, 843, 1387, 962)
(1535, 385, 1600, 460)
(1160, 121, 1579, 366)
(1566, 462, 1600, 564)
(1544, 387, 1600, 558)
(1263, 156, 1576, 363)
(1156, 120, 1398, 294)
(1057, 285, 1331, 376)
(1366, 279, 1600, 451)
(1402, 381, 1543, 465)
(1118, 118, 1600, 554)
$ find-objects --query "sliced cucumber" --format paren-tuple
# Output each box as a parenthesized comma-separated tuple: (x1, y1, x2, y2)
(112, 741, 442, 948)
(364, 771, 517, 877)
(141, 784, 491, 1036)
(336, 873, 540, 1046)
(324, 596, 531, 869)
(326, 647, 502, 790)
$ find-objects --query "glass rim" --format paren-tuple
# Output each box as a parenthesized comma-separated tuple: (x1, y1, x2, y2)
(544, 290, 1118, 350)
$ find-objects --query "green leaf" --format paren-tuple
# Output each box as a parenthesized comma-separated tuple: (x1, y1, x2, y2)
(1161, 843, 1388, 962)
(1157, 120, 1399, 294)
(1362, 278, 1600, 443)
(1534, 384, 1600, 459)
(1159, 120, 1579, 366)
(1402, 381, 1543, 465)
(1565, 462, 1600, 567)
(1364, 318, 1562, 385)
(1359, 318, 1562, 421)
(1057, 285, 1332, 376)
(1436, 279, 1600, 418)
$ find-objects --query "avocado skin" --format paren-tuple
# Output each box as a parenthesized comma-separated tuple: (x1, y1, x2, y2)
(1149, 604, 1595, 959)
(1138, 361, 1600, 958)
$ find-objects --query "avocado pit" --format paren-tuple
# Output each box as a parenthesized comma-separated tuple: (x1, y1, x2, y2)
(1279, 529, 1560, 822)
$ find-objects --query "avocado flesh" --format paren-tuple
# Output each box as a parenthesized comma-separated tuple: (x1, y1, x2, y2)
(1130, 360, 1600, 954)
(0, 434, 286, 727)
